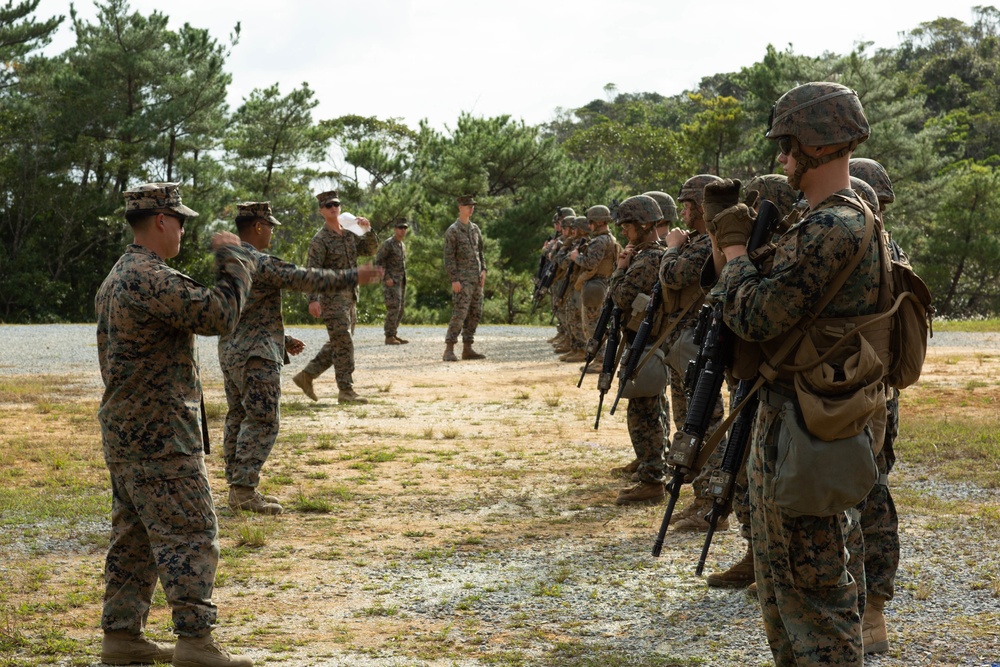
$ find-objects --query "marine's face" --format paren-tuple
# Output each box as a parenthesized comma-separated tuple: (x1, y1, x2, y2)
(619, 222, 642, 244)
(394, 226, 408, 241)
(680, 200, 700, 229)
(161, 212, 185, 259)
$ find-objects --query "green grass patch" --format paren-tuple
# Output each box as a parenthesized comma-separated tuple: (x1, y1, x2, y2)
(932, 318, 1000, 333)
(897, 414, 1000, 487)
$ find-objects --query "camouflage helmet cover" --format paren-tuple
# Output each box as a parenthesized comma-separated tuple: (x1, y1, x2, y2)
(615, 194, 663, 226)
(124, 182, 199, 218)
(849, 177, 880, 213)
(677, 174, 723, 205)
(571, 216, 591, 232)
(766, 81, 870, 148)
(849, 158, 895, 205)
(585, 205, 613, 223)
(558, 206, 577, 219)
(743, 174, 798, 221)
(642, 191, 678, 222)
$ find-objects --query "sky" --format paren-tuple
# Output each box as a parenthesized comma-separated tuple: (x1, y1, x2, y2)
(34, 0, 991, 132)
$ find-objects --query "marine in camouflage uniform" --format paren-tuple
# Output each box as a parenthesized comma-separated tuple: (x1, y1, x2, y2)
(443, 195, 487, 361)
(850, 157, 903, 655)
(558, 217, 591, 362)
(572, 206, 619, 363)
(375, 218, 409, 344)
(714, 82, 877, 666)
(218, 202, 380, 516)
(547, 208, 576, 351)
(609, 195, 669, 505)
(96, 183, 255, 667)
(295, 190, 379, 404)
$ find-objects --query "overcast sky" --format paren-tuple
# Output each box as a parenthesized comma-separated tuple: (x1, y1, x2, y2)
(36, 0, 990, 131)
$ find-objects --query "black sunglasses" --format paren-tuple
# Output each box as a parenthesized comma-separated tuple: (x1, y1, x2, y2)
(162, 212, 186, 228)
(323, 201, 341, 209)
(777, 136, 793, 156)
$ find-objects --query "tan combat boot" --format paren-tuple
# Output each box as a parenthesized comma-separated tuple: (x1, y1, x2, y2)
(173, 634, 252, 667)
(229, 486, 282, 515)
(553, 342, 572, 354)
(615, 481, 665, 505)
(863, 594, 889, 654)
(395, 335, 409, 344)
(291, 370, 317, 401)
(609, 459, 640, 477)
(706, 543, 755, 588)
(461, 342, 485, 360)
(560, 349, 586, 363)
(101, 630, 174, 665)
(385, 335, 402, 345)
(443, 343, 458, 362)
(338, 388, 368, 404)
(671, 498, 729, 532)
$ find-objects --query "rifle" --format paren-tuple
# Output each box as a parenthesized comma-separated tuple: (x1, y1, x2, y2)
(530, 260, 557, 315)
(578, 289, 614, 387)
(652, 199, 781, 558)
(594, 305, 624, 429)
(609, 281, 662, 416)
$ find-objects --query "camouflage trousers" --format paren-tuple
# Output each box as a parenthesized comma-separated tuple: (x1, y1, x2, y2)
(383, 280, 405, 338)
(580, 291, 603, 356)
(627, 392, 667, 484)
(749, 401, 863, 667)
(304, 293, 357, 390)
(564, 289, 586, 349)
(445, 280, 483, 344)
(222, 357, 281, 489)
(103, 456, 219, 638)
(551, 289, 566, 336)
(859, 393, 900, 601)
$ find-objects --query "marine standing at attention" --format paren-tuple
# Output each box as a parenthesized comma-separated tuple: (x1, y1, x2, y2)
(442, 194, 487, 361)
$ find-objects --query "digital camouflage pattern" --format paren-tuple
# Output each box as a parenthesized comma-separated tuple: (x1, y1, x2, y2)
(850, 177, 880, 214)
(677, 174, 723, 205)
(615, 194, 662, 226)
(235, 201, 281, 225)
(558, 236, 587, 349)
(585, 204, 612, 222)
(642, 190, 678, 222)
(218, 242, 359, 487)
(766, 82, 869, 148)
(744, 174, 799, 222)
(375, 235, 407, 338)
(457, 194, 478, 206)
(316, 190, 340, 206)
(849, 158, 895, 206)
(96, 240, 255, 638)
(720, 189, 881, 666)
(123, 182, 199, 218)
(444, 218, 486, 344)
(303, 224, 378, 391)
(610, 240, 667, 483)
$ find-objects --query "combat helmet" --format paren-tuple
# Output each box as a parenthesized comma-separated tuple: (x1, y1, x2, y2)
(849, 158, 894, 209)
(677, 175, 723, 205)
(743, 174, 799, 221)
(572, 216, 591, 232)
(850, 176, 880, 215)
(586, 205, 613, 223)
(766, 82, 869, 189)
(615, 194, 663, 228)
(642, 191, 678, 222)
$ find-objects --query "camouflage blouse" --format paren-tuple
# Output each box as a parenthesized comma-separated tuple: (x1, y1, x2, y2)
(306, 225, 378, 304)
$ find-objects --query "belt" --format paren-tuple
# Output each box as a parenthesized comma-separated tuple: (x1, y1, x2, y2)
(758, 383, 796, 410)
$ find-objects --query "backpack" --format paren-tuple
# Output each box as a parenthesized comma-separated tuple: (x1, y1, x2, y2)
(878, 233, 933, 389)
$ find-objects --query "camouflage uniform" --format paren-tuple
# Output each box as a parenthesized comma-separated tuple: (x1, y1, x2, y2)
(559, 231, 588, 351)
(611, 239, 667, 484)
(574, 221, 617, 351)
(302, 219, 378, 391)
(96, 184, 255, 639)
(721, 189, 880, 666)
(218, 241, 359, 490)
(375, 229, 407, 339)
(443, 216, 486, 345)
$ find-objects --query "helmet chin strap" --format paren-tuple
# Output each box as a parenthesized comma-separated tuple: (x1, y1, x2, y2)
(787, 137, 859, 190)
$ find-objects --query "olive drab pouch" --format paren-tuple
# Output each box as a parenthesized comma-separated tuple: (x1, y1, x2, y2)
(625, 292, 662, 335)
(770, 401, 878, 518)
(620, 345, 669, 398)
(880, 236, 933, 390)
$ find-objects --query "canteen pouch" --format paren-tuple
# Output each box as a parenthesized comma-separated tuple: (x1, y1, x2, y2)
(620, 346, 669, 399)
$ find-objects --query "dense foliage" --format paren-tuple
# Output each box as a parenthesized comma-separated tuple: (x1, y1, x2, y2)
(3, 1, 1000, 322)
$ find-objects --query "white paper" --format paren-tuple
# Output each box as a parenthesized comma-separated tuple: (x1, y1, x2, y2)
(338, 212, 367, 237)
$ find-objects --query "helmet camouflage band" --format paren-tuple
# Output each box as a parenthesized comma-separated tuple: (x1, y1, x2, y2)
(850, 177, 880, 213)
(849, 158, 894, 206)
(585, 205, 613, 223)
(615, 195, 663, 226)
(642, 191, 678, 222)
(677, 175, 723, 205)
(743, 174, 798, 221)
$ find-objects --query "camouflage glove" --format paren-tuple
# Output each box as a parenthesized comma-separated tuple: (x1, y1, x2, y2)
(707, 203, 755, 249)
(702, 178, 742, 222)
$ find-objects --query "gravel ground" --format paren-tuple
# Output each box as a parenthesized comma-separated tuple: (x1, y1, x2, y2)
(2, 324, 999, 666)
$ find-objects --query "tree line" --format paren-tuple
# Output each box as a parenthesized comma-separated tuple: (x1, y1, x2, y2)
(2, 0, 999, 324)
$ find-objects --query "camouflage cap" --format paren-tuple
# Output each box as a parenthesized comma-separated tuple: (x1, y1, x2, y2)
(615, 194, 663, 226)
(766, 82, 869, 148)
(850, 176, 880, 213)
(642, 191, 678, 222)
(457, 195, 478, 206)
(235, 201, 281, 226)
(316, 190, 341, 206)
(393, 217, 410, 229)
(849, 158, 894, 205)
(586, 205, 613, 223)
(677, 175, 723, 205)
(558, 206, 576, 219)
(123, 182, 199, 218)
(743, 174, 798, 221)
